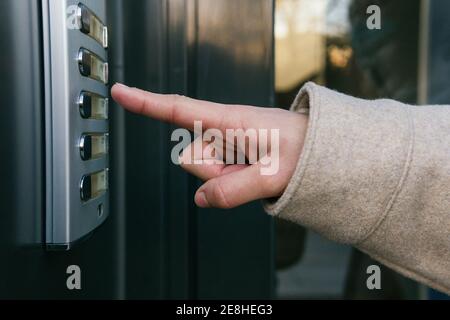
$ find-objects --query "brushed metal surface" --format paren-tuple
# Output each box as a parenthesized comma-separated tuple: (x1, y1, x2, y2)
(43, 0, 110, 248)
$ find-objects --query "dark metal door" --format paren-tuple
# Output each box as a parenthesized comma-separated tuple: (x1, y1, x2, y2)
(0, 0, 274, 299)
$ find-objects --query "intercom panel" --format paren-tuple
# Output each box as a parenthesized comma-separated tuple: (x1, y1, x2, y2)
(42, 0, 110, 250)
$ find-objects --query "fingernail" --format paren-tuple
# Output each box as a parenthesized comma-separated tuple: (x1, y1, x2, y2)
(114, 83, 130, 89)
(196, 192, 210, 208)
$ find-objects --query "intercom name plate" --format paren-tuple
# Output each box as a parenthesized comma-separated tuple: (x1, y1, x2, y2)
(42, 0, 109, 250)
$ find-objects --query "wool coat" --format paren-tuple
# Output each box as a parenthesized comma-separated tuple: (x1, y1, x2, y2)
(264, 82, 450, 295)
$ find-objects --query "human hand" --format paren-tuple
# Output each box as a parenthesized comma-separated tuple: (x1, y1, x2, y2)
(111, 83, 308, 209)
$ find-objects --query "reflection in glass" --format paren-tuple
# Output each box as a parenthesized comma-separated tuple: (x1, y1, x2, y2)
(275, 0, 421, 299)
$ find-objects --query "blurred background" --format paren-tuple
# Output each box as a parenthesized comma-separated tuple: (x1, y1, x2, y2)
(0, 0, 449, 299)
(274, 0, 448, 300)
(274, 0, 420, 299)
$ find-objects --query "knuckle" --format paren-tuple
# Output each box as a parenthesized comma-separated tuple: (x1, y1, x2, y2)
(216, 112, 227, 131)
(140, 96, 151, 115)
(168, 94, 186, 123)
(211, 180, 232, 209)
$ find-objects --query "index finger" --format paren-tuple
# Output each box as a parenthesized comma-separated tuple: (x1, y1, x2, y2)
(111, 83, 241, 131)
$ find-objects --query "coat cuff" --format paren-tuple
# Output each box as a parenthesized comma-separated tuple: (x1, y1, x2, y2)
(263, 82, 412, 245)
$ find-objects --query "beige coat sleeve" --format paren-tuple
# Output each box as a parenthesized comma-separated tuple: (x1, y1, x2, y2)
(264, 82, 450, 295)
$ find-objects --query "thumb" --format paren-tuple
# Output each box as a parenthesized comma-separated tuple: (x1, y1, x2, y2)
(194, 163, 270, 209)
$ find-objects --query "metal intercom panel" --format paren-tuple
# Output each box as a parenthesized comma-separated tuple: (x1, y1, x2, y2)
(42, 0, 110, 250)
